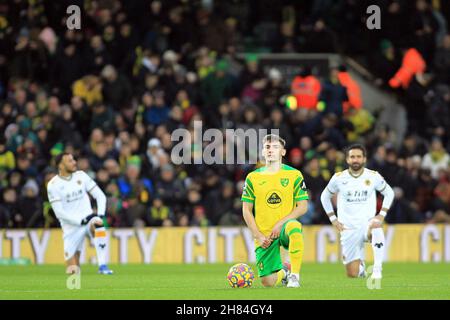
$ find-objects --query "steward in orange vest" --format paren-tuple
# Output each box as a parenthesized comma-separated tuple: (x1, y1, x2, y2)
(290, 67, 321, 109)
(389, 48, 426, 89)
(337, 66, 362, 114)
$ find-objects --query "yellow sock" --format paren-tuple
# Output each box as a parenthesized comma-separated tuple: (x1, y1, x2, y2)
(289, 233, 304, 275)
(275, 269, 286, 286)
(285, 221, 304, 276)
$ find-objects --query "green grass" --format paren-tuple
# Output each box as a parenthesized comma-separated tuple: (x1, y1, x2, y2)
(0, 263, 448, 300)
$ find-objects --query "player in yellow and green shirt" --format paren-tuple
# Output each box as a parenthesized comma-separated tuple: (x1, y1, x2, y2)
(242, 134, 309, 288)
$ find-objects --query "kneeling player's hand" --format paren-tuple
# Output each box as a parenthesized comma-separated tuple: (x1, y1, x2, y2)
(81, 213, 97, 225)
(256, 233, 272, 249)
(332, 220, 346, 232)
(270, 222, 283, 239)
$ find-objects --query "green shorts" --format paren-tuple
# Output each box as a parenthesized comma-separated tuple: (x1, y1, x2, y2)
(255, 219, 297, 277)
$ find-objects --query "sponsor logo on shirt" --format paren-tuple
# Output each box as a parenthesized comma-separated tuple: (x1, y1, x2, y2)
(346, 190, 369, 203)
(266, 191, 282, 208)
(65, 189, 84, 202)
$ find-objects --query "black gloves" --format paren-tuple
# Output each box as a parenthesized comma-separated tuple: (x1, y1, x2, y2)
(81, 213, 97, 225)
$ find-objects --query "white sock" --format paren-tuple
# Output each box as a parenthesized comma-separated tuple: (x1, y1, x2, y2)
(359, 261, 366, 275)
(291, 273, 299, 280)
(93, 227, 107, 266)
(371, 228, 385, 269)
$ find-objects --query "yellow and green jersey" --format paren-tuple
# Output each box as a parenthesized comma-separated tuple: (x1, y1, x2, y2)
(241, 164, 309, 239)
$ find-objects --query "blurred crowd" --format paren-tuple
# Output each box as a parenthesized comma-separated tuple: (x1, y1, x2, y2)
(0, 0, 449, 228)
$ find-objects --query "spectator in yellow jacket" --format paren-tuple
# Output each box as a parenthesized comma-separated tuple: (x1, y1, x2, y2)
(72, 75, 103, 106)
(0, 137, 15, 173)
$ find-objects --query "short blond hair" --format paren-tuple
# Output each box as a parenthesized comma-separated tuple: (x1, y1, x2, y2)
(263, 134, 286, 148)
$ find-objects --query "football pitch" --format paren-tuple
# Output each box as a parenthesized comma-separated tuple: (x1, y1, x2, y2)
(0, 263, 448, 300)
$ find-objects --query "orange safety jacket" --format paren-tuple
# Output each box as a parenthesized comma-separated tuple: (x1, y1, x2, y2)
(338, 71, 362, 114)
(389, 48, 426, 89)
(291, 75, 321, 109)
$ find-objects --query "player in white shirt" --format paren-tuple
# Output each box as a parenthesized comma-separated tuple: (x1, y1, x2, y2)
(47, 153, 113, 274)
(320, 144, 394, 279)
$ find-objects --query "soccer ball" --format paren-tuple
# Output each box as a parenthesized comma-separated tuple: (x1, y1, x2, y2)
(227, 263, 254, 288)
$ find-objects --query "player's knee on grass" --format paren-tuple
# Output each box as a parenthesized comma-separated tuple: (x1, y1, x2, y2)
(65, 259, 76, 273)
(261, 274, 277, 287)
(346, 270, 359, 278)
(65, 254, 80, 274)
(346, 261, 360, 278)
(66, 265, 80, 275)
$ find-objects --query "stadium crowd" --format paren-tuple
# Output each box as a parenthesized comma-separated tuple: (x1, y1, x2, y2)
(0, 0, 449, 228)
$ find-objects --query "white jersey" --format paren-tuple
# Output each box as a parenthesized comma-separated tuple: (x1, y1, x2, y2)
(325, 168, 387, 229)
(47, 170, 97, 234)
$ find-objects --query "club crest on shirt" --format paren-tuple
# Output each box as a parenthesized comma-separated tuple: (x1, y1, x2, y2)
(280, 178, 289, 187)
(365, 179, 371, 186)
(77, 180, 82, 185)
